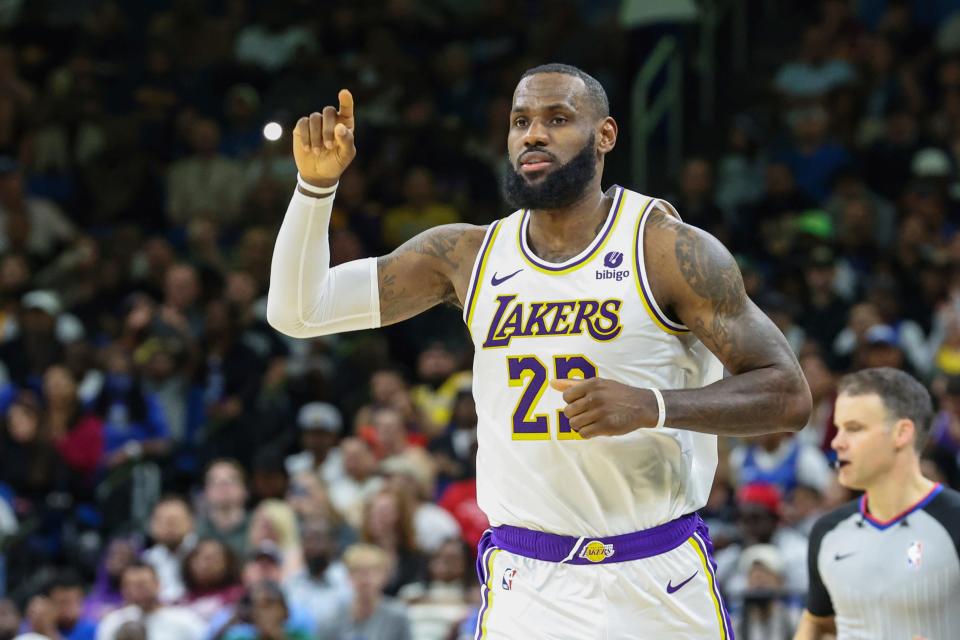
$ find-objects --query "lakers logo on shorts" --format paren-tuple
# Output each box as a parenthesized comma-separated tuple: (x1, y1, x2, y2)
(579, 540, 615, 563)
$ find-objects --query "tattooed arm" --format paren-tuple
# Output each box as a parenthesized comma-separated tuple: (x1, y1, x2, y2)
(377, 224, 487, 325)
(552, 205, 810, 438)
(646, 206, 811, 435)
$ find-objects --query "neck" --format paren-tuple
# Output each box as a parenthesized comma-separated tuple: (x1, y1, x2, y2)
(138, 600, 159, 614)
(526, 184, 608, 262)
(352, 593, 379, 620)
(864, 456, 935, 521)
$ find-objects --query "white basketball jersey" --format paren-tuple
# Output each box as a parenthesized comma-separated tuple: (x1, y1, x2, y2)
(463, 186, 723, 537)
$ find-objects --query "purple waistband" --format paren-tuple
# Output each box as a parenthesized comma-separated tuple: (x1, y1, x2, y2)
(490, 513, 700, 565)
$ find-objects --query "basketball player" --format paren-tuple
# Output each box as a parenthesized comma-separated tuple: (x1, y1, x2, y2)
(794, 368, 960, 640)
(267, 64, 811, 639)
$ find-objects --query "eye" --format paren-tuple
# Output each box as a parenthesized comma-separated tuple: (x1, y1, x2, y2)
(513, 117, 528, 127)
(551, 116, 568, 125)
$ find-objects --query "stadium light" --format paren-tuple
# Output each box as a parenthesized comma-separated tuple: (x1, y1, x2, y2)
(263, 122, 283, 141)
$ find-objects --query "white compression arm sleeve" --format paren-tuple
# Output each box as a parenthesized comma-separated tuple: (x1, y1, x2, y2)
(266, 187, 380, 338)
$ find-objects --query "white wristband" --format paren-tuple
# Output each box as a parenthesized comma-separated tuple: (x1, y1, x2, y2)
(297, 173, 338, 197)
(649, 388, 666, 429)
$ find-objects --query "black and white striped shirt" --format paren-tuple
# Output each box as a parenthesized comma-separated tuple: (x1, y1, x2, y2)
(806, 484, 960, 640)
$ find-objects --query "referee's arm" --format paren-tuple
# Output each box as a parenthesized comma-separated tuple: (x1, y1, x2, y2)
(794, 516, 837, 640)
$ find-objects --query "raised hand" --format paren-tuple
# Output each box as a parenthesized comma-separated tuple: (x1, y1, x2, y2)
(293, 89, 356, 189)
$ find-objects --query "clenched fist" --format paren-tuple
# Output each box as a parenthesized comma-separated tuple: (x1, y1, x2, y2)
(294, 89, 356, 189)
(550, 377, 660, 438)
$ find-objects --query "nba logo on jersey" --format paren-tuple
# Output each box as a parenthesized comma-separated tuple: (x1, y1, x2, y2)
(501, 568, 517, 590)
(597, 251, 629, 281)
(579, 541, 615, 563)
(907, 541, 923, 568)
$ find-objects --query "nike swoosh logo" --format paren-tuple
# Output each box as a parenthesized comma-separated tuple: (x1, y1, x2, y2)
(666, 571, 698, 594)
(491, 269, 523, 286)
(834, 552, 856, 561)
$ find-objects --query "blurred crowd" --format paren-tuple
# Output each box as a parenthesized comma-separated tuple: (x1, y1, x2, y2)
(0, 0, 958, 639)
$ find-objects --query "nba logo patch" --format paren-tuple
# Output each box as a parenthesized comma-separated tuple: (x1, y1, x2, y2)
(907, 541, 923, 569)
(501, 568, 517, 590)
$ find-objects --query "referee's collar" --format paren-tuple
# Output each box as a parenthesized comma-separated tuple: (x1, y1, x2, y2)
(859, 483, 943, 531)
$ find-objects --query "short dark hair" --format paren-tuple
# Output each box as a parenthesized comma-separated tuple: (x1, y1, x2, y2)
(46, 570, 85, 595)
(205, 458, 247, 485)
(519, 63, 609, 118)
(153, 493, 192, 514)
(837, 367, 933, 450)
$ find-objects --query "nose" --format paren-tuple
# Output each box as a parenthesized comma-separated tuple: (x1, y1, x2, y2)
(522, 118, 549, 147)
(831, 430, 845, 453)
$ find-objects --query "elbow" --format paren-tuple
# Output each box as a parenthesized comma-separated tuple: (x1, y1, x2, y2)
(266, 293, 306, 338)
(781, 371, 813, 433)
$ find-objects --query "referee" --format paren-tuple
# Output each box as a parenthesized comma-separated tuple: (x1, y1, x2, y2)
(794, 367, 960, 640)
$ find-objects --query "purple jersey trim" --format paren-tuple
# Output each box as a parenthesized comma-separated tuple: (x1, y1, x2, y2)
(489, 512, 699, 565)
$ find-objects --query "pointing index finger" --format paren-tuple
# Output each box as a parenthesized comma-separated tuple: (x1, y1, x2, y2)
(338, 89, 355, 125)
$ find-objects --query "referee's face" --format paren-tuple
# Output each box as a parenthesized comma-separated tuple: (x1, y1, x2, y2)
(832, 392, 899, 490)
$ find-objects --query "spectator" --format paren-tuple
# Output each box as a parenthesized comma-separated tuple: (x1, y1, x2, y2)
(409, 343, 471, 438)
(436, 475, 488, 551)
(247, 501, 303, 582)
(328, 438, 383, 529)
(82, 538, 140, 623)
(179, 539, 243, 621)
(22, 571, 97, 640)
(382, 167, 459, 248)
(0, 390, 68, 511)
(233, 7, 317, 73)
(282, 518, 352, 635)
(729, 432, 833, 495)
(779, 103, 852, 203)
(0, 291, 67, 387)
(359, 488, 425, 597)
(166, 119, 244, 227)
(195, 460, 251, 558)
(41, 365, 103, 482)
(284, 473, 354, 549)
(716, 483, 808, 598)
(197, 299, 263, 466)
(428, 387, 478, 492)
(318, 544, 411, 640)
(670, 156, 728, 239)
(0, 158, 76, 261)
(283, 403, 344, 484)
(141, 496, 196, 604)
(222, 581, 311, 640)
(397, 538, 474, 640)
(0, 599, 19, 640)
(96, 344, 171, 471)
(158, 263, 203, 339)
(731, 544, 798, 640)
(95, 562, 205, 640)
(773, 26, 856, 99)
(380, 456, 461, 554)
(208, 544, 314, 640)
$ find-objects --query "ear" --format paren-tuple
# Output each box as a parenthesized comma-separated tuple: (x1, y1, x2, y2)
(893, 418, 916, 451)
(597, 117, 617, 154)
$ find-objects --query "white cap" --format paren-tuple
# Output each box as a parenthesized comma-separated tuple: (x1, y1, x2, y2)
(738, 543, 785, 576)
(297, 402, 343, 433)
(912, 147, 952, 178)
(22, 290, 61, 316)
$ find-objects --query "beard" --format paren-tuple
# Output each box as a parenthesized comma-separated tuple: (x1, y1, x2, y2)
(501, 134, 597, 210)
